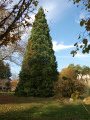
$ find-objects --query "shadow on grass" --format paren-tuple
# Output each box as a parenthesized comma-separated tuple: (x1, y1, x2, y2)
(0, 93, 53, 104)
(0, 103, 90, 120)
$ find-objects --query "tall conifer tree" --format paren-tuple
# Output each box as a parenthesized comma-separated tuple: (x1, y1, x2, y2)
(15, 7, 58, 97)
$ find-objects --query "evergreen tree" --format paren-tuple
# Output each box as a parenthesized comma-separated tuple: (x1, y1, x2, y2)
(0, 60, 11, 89)
(15, 7, 58, 97)
(0, 60, 11, 79)
(0, 60, 5, 79)
(4, 63, 12, 79)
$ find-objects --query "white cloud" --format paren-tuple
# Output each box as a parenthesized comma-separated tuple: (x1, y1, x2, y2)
(76, 53, 90, 58)
(57, 55, 71, 58)
(52, 41, 74, 51)
(39, 0, 72, 22)
(57, 53, 90, 58)
(79, 12, 85, 19)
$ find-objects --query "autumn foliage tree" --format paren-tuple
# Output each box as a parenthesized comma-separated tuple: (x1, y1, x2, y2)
(59, 67, 77, 80)
(0, 0, 38, 47)
(71, 0, 90, 56)
(68, 63, 90, 81)
(10, 80, 19, 87)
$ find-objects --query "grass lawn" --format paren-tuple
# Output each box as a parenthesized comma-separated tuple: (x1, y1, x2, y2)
(0, 93, 90, 120)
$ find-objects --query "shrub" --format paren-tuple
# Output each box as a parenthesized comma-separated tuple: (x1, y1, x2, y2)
(54, 78, 86, 98)
(53, 68, 86, 98)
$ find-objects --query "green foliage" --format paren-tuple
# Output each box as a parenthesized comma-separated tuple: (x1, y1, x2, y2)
(68, 63, 90, 78)
(54, 67, 86, 98)
(4, 63, 12, 79)
(15, 7, 58, 97)
(0, 60, 5, 79)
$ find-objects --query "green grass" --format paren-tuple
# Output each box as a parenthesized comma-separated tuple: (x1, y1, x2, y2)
(0, 93, 90, 120)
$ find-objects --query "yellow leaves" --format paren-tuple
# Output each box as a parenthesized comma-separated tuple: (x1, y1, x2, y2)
(9, 17, 12, 20)
(60, 67, 77, 80)
(10, 80, 19, 87)
(6, 22, 10, 26)
(32, 1, 38, 6)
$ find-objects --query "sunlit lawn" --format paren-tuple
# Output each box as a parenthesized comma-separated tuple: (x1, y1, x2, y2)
(0, 93, 90, 120)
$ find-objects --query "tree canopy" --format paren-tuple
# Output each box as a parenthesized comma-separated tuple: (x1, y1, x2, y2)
(0, 60, 11, 79)
(15, 7, 58, 97)
(0, 0, 38, 48)
(68, 63, 90, 80)
(60, 67, 77, 80)
(71, 0, 90, 56)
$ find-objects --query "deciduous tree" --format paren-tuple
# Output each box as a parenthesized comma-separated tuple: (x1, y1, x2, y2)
(60, 67, 77, 80)
(71, 0, 90, 56)
(0, 0, 38, 47)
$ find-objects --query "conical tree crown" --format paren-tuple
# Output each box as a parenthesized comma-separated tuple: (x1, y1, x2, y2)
(15, 7, 58, 97)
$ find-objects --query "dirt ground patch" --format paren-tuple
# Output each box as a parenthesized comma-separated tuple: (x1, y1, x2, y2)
(0, 94, 19, 104)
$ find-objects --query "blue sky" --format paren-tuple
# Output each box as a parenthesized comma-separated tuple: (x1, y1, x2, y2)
(9, 0, 90, 77)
